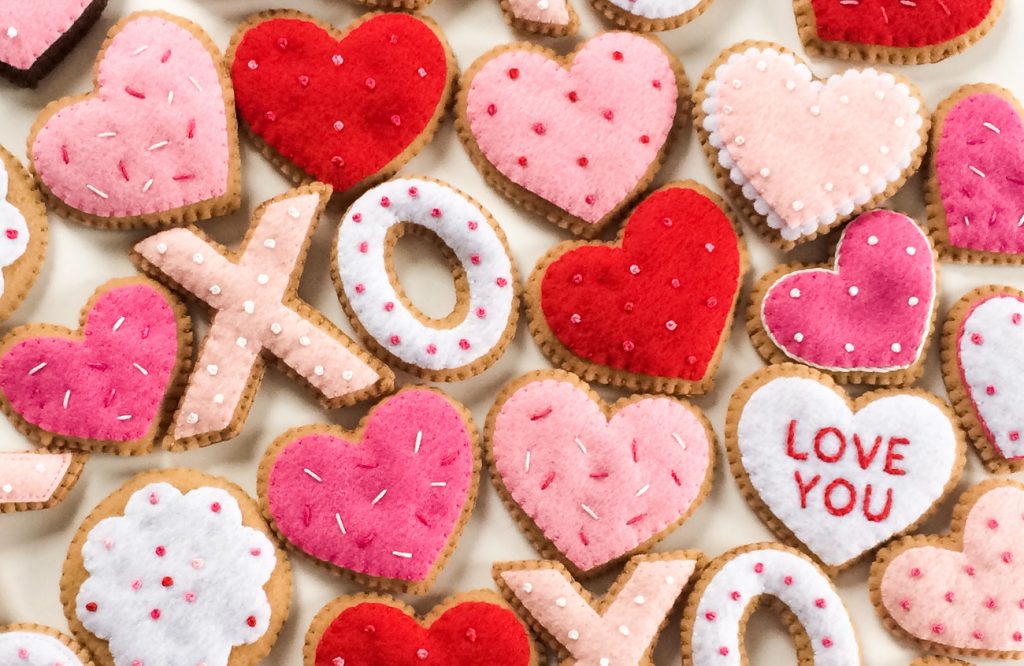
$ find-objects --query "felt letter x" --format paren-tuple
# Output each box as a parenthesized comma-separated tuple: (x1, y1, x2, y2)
(494, 551, 700, 665)
(134, 183, 393, 450)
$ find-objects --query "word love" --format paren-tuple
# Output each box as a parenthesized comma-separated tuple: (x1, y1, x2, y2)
(785, 420, 908, 522)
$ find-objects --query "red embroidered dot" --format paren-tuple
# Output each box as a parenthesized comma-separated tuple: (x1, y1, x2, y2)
(989, 519, 1000, 529)
(508, 68, 519, 80)
(972, 333, 985, 345)
(577, 157, 589, 168)
(986, 597, 998, 609)
(150, 609, 161, 620)
(149, 492, 159, 505)
(945, 591, 955, 602)
(486, 104, 497, 116)
(470, 254, 481, 265)
(247, 616, 257, 628)
(6, 229, 18, 240)
(380, 197, 390, 208)
(459, 339, 471, 350)
(965, 565, 976, 576)
(468, 221, 478, 230)
(585, 194, 596, 205)
(910, 567, 921, 578)
(705, 612, 716, 621)
(390, 335, 401, 346)
(359, 242, 369, 253)
(603, 110, 614, 121)
(784, 576, 793, 585)
(428, 208, 442, 219)
(612, 51, 624, 61)
(1012, 432, 1021, 442)
(518, 156, 528, 167)
(652, 80, 662, 89)
(1015, 632, 1023, 642)
(426, 344, 437, 355)
(815, 598, 826, 608)
(353, 213, 362, 222)
(476, 308, 487, 319)
(408, 187, 419, 197)
(987, 385, 997, 395)
(496, 277, 508, 287)
(211, 502, 221, 513)
(754, 563, 764, 574)
(822, 637, 833, 648)
(533, 123, 546, 135)
(355, 283, 365, 294)
(155, 546, 166, 557)
(1004, 551, 1014, 563)
(932, 624, 944, 635)
(640, 135, 650, 144)
(622, 340, 635, 352)
(161, 576, 173, 588)
(568, 91, 578, 102)
(86, 602, 98, 612)
(719, 647, 729, 656)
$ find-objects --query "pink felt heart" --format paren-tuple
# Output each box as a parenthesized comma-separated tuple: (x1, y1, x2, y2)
(263, 389, 476, 584)
(30, 14, 232, 219)
(0, 282, 182, 443)
(701, 46, 925, 242)
(0, 0, 100, 71)
(879, 483, 1024, 653)
(489, 376, 711, 571)
(463, 32, 678, 227)
(933, 88, 1024, 256)
(760, 210, 935, 372)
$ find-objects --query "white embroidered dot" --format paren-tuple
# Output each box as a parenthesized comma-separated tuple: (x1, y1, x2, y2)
(288, 207, 300, 219)
(734, 135, 746, 146)
(209, 285, 221, 295)
(243, 301, 255, 314)
(785, 80, 795, 91)
(824, 182, 835, 193)
(314, 365, 325, 376)
(567, 630, 579, 641)
(1, 483, 12, 493)
(908, 296, 920, 306)
(790, 288, 801, 299)
(792, 200, 804, 212)
(759, 168, 771, 178)
(756, 60, 767, 72)
(270, 323, 283, 335)
(840, 95, 850, 104)
(264, 239, 276, 249)
(619, 625, 630, 636)
(666, 576, 675, 584)
(895, 117, 906, 127)
(634, 595, 645, 605)
(207, 365, 218, 376)
(537, 0, 550, 8)
(213, 394, 224, 404)
(192, 253, 204, 264)
(6, 27, 17, 39)
(342, 370, 354, 381)
(555, 597, 567, 608)
(794, 332, 804, 342)
(732, 79, 742, 89)
(880, 145, 890, 155)
(875, 90, 886, 100)
(417, 67, 427, 78)
(247, 59, 258, 70)
(600, 659, 610, 666)
(848, 286, 859, 296)
(34, 463, 45, 473)
(629, 264, 640, 275)
(236, 337, 247, 348)
(522, 583, 533, 594)
(186, 412, 199, 424)
(845, 343, 855, 352)
(332, 54, 344, 66)
(810, 105, 821, 116)
(891, 342, 902, 352)
(859, 164, 870, 175)
(868, 235, 879, 246)
(333, 120, 345, 132)
(257, 274, 270, 285)
(722, 105, 733, 114)
(299, 336, 311, 346)
(906, 246, 917, 256)
(156, 243, 168, 254)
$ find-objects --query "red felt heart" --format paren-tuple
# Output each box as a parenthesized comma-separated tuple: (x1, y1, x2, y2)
(532, 183, 743, 389)
(313, 599, 533, 666)
(229, 12, 452, 195)
(804, 0, 997, 50)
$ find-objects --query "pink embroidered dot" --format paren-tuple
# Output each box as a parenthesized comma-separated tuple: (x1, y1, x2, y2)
(390, 335, 401, 346)
(184, 592, 196, 603)
(784, 576, 793, 585)
(730, 591, 741, 601)
(899, 599, 911, 610)
(380, 197, 390, 208)
(570, 313, 582, 324)
(359, 242, 369, 254)
(426, 344, 437, 355)
(150, 609, 161, 620)
(211, 502, 221, 513)
(1019, 599, 1024, 609)
(264, 111, 276, 122)
(932, 624, 944, 635)
(671, 278, 681, 288)
(155, 546, 166, 557)
(687, 355, 697, 365)
(652, 80, 662, 89)
(388, 34, 399, 45)
(945, 591, 955, 603)
(572, 273, 584, 285)
(603, 110, 614, 121)
(910, 567, 921, 578)
(814, 598, 826, 609)
(149, 492, 159, 505)
(353, 213, 362, 223)
(1004, 551, 1014, 563)
(622, 340, 635, 352)
(624, 301, 635, 313)
(355, 283, 366, 294)
(5, 229, 18, 240)
(1012, 432, 1021, 442)
(132, 661, 142, 666)
(476, 308, 487, 319)
(384, 302, 395, 312)
(754, 563, 764, 574)
(85, 602, 98, 612)
(508, 68, 519, 80)
(459, 339, 471, 350)
(331, 156, 345, 167)
(661, 217, 673, 227)
(973, 630, 985, 640)
(533, 123, 546, 135)
(719, 647, 729, 656)
(468, 221, 478, 231)
(277, 37, 288, 50)
(665, 320, 677, 331)
(250, 548, 261, 556)
(822, 637, 833, 648)
(987, 385, 997, 395)
(629, 264, 640, 275)
(985, 597, 998, 609)
(585, 194, 596, 205)
(486, 104, 497, 116)
(965, 565, 976, 576)
(496, 277, 508, 287)
(989, 519, 1000, 529)
(1014, 313, 1022, 325)
(191, 558, 204, 569)
(247, 615, 257, 628)
(131, 579, 142, 591)
(365, 77, 376, 90)
(1015, 631, 1023, 642)
(408, 187, 419, 197)
(972, 333, 985, 345)
(247, 60, 258, 70)
(705, 612, 716, 621)
(390, 115, 402, 127)
(298, 75, 309, 87)
(465, 628, 477, 642)
(17, 648, 27, 659)
(416, 649, 428, 660)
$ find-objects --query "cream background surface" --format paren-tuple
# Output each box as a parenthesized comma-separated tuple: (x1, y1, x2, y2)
(0, 0, 1020, 663)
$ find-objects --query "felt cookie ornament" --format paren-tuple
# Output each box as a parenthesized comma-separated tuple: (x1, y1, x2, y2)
(304, 591, 539, 666)
(62, 468, 292, 666)
(457, 32, 689, 238)
(0, 0, 107, 86)
(497, 0, 713, 36)
(795, 0, 1005, 65)
(334, 177, 520, 381)
(0, 145, 47, 323)
(927, 84, 1024, 264)
(133, 183, 393, 451)
(526, 181, 745, 395)
(942, 285, 1024, 474)
(0, 277, 192, 456)
(258, 387, 478, 594)
(696, 42, 929, 250)
(29, 11, 240, 229)
(0, 623, 94, 665)
(0, 451, 88, 513)
(749, 209, 938, 385)
(229, 11, 455, 200)
(495, 551, 701, 665)
(682, 543, 862, 665)
(485, 370, 713, 576)
(726, 364, 965, 572)
(872, 479, 1024, 659)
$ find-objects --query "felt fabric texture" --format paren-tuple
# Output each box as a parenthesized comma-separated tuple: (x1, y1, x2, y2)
(465, 32, 677, 225)
(314, 601, 533, 666)
(737, 376, 958, 568)
(0, 452, 74, 505)
(809, 0, 995, 48)
(231, 14, 449, 194)
(506, 0, 571, 25)
(602, 0, 700, 19)
(0, 630, 85, 665)
(266, 390, 474, 582)
(31, 15, 231, 218)
(691, 548, 859, 665)
(77, 482, 276, 666)
(337, 178, 516, 371)
(761, 210, 935, 372)
(491, 378, 710, 571)
(0, 159, 31, 295)
(936, 91, 1024, 254)
(540, 186, 741, 381)
(134, 190, 383, 441)
(957, 295, 1024, 461)
(879, 485, 1024, 651)
(0, 0, 94, 70)
(0, 283, 180, 441)
(501, 556, 697, 663)
(701, 47, 923, 241)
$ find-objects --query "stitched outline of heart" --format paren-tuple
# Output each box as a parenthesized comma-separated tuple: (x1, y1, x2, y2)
(303, 591, 538, 666)
(456, 34, 690, 239)
(748, 209, 938, 386)
(257, 386, 481, 595)
(794, 0, 1005, 66)
(942, 285, 1024, 474)
(871, 479, 1024, 659)
(727, 364, 965, 573)
(525, 181, 747, 396)
(0, 277, 192, 456)
(227, 10, 456, 201)
(485, 369, 714, 577)
(694, 41, 929, 251)
(0, 0, 107, 86)
(926, 84, 1024, 264)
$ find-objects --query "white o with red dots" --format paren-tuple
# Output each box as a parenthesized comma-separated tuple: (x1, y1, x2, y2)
(690, 547, 859, 665)
(0, 161, 30, 296)
(336, 178, 516, 371)
(0, 631, 84, 666)
(76, 483, 277, 666)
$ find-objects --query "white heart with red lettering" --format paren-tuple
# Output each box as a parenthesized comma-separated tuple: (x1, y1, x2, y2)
(734, 374, 959, 568)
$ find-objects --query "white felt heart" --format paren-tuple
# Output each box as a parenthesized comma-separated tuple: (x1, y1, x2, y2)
(732, 371, 961, 569)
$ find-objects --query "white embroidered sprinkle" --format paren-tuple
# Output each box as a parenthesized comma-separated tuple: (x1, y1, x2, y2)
(672, 432, 687, 450)
(574, 437, 588, 454)
(117, 415, 133, 421)
(188, 75, 203, 91)
(875, 90, 886, 100)
(133, 363, 149, 376)
(97, 132, 117, 138)
(809, 105, 821, 116)
(132, 45, 149, 55)
(824, 182, 835, 193)
(759, 168, 771, 178)
(969, 165, 987, 178)
(372, 489, 388, 505)
(414, 430, 423, 454)
(635, 484, 651, 497)
(142, 179, 154, 193)
(666, 576, 675, 584)
(392, 551, 413, 559)
(895, 117, 906, 127)
(600, 659, 610, 666)
(785, 80, 796, 91)
(524, 451, 531, 472)
(880, 145, 890, 155)
(87, 185, 109, 199)
(112, 316, 125, 332)
(430, 482, 447, 487)
(580, 503, 599, 520)
(167, 90, 174, 105)
(28, 362, 46, 375)
(1019, 214, 1024, 227)
(186, 412, 199, 424)
(148, 140, 169, 151)
(63, 390, 70, 409)
(756, 60, 767, 72)
(984, 122, 1001, 134)
(335, 512, 346, 534)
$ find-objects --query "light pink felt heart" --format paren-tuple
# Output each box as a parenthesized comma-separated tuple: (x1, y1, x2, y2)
(489, 376, 711, 572)
(463, 32, 679, 228)
(760, 210, 936, 373)
(0, 0, 100, 71)
(30, 14, 233, 220)
(879, 483, 1024, 654)
(263, 389, 476, 586)
(701, 46, 925, 242)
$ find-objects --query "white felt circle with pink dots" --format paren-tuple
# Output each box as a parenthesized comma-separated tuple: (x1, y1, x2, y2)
(0, 631, 84, 666)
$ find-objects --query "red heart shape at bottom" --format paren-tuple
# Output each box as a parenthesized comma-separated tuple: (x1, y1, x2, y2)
(311, 595, 534, 666)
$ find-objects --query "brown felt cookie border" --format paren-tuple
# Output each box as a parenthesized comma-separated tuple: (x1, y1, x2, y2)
(0, 144, 48, 323)
(0, 622, 96, 665)
(455, 34, 691, 239)
(60, 468, 293, 666)
(524, 180, 747, 396)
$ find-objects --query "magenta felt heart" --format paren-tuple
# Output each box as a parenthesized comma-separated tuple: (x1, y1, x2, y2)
(934, 88, 1024, 256)
(489, 376, 711, 571)
(263, 389, 476, 584)
(760, 210, 936, 373)
(0, 282, 182, 443)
